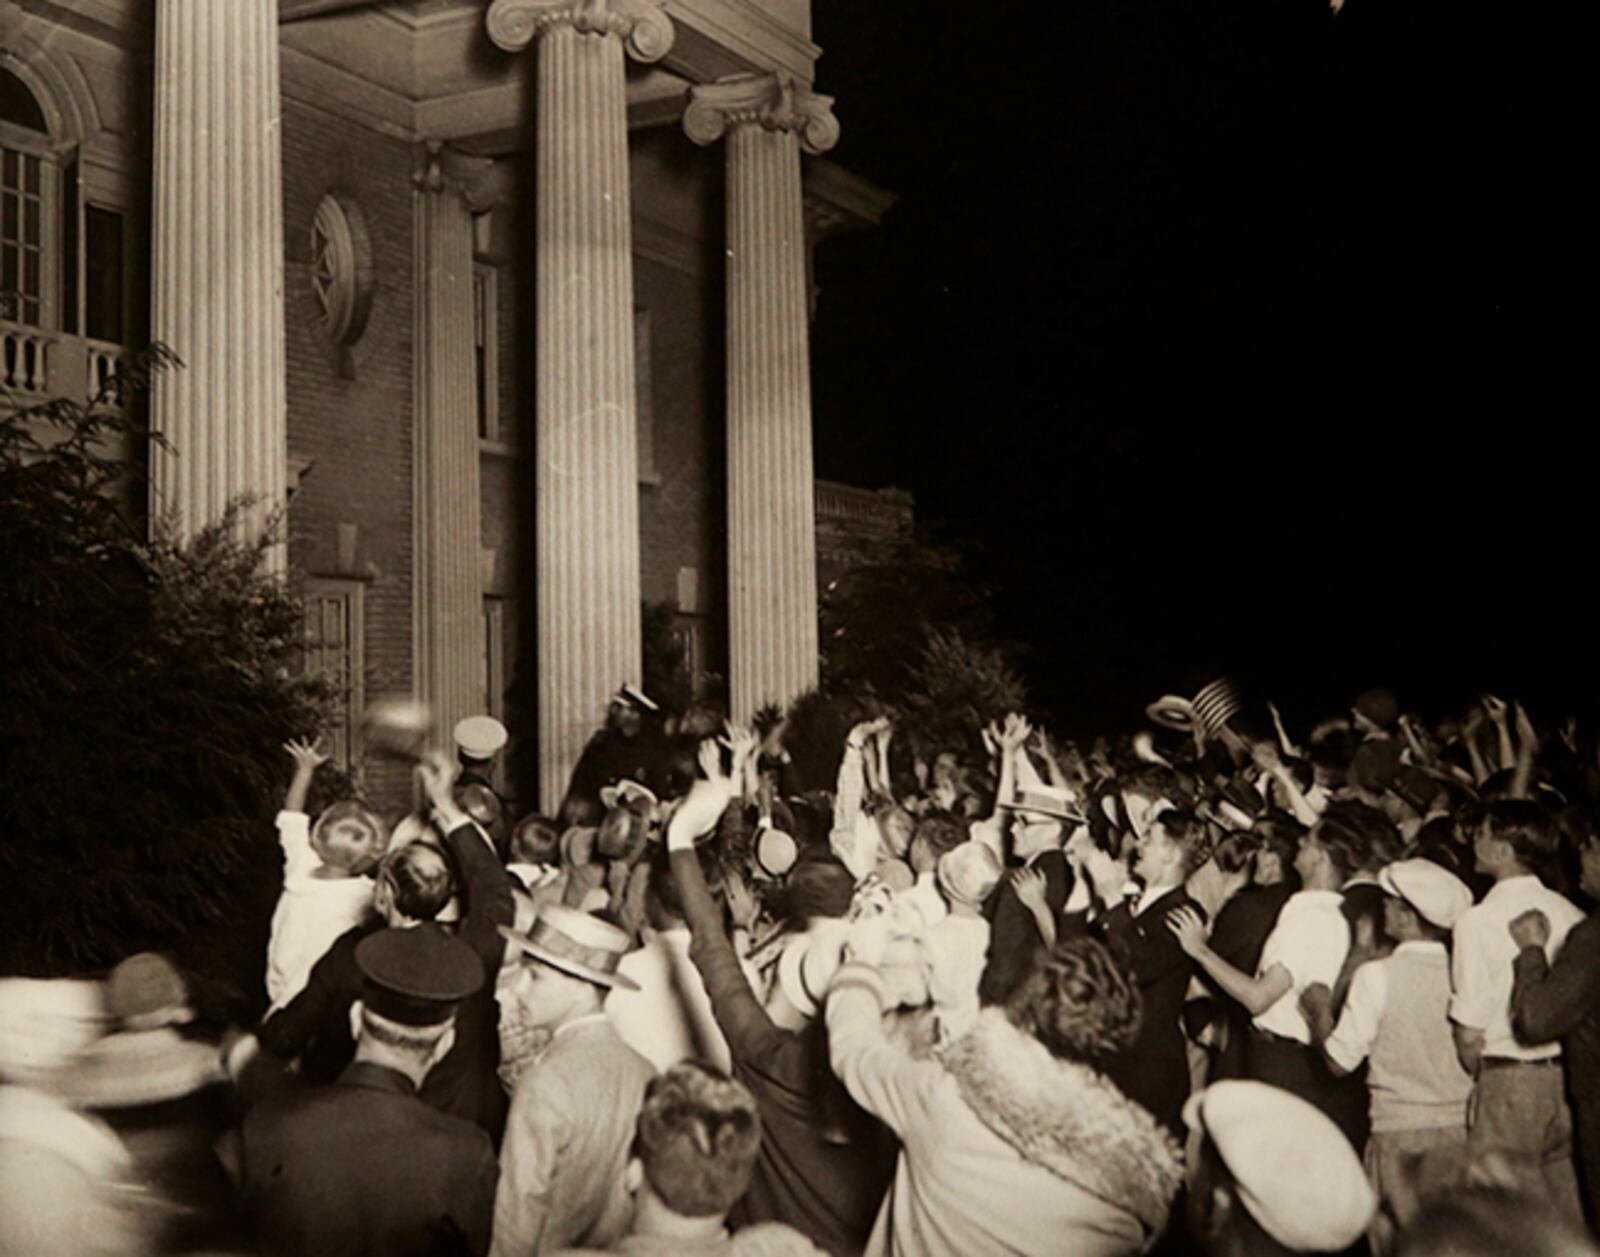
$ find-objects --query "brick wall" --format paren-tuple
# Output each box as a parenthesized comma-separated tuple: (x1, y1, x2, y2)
(280, 90, 416, 815)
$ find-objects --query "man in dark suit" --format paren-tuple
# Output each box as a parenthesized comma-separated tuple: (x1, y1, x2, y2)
(1092, 808, 1208, 1135)
(979, 784, 1080, 1007)
(240, 928, 498, 1257)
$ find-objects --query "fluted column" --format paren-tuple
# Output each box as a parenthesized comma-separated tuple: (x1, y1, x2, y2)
(685, 75, 839, 720)
(413, 148, 485, 745)
(487, 0, 673, 809)
(149, 0, 286, 567)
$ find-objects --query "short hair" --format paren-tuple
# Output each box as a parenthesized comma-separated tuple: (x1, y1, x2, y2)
(1005, 936, 1142, 1066)
(1482, 800, 1559, 867)
(1314, 801, 1399, 879)
(1120, 765, 1184, 806)
(510, 813, 560, 866)
(913, 811, 967, 858)
(312, 799, 388, 873)
(1212, 830, 1260, 876)
(381, 841, 454, 921)
(358, 1005, 451, 1056)
(636, 1062, 761, 1217)
(1154, 808, 1212, 876)
(785, 854, 854, 924)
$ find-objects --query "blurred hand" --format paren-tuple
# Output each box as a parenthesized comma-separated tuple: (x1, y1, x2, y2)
(418, 750, 459, 810)
(843, 911, 891, 969)
(1513, 702, 1539, 751)
(724, 723, 759, 773)
(1166, 905, 1211, 958)
(1251, 740, 1283, 773)
(1011, 866, 1050, 913)
(1482, 693, 1508, 725)
(1509, 908, 1551, 951)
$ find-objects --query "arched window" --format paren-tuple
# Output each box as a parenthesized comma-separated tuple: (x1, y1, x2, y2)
(1, 66, 53, 328)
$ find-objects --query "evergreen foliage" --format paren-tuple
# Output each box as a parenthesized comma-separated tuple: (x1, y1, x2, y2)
(0, 354, 334, 1017)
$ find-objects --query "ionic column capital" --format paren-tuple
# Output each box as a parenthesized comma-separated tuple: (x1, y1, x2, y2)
(413, 142, 509, 213)
(683, 73, 839, 156)
(486, 0, 674, 63)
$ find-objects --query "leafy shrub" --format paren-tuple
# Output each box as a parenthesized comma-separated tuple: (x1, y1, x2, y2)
(0, 354, 334, 1018)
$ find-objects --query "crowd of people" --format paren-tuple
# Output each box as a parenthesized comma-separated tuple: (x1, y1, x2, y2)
(5, 679, 1600, 1256)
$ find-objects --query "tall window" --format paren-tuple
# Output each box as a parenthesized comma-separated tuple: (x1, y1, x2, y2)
(1, 68, 52, 328)
(304, 579, 366, 775)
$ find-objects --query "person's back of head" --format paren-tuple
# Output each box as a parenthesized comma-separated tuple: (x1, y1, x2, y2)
(909, 811, 965, 875)
(312, 799, 389, 875)
(379, 841, 455, 922)
(634, 1061, 761, 1220)
(1004, 935, 1142, 1069)
(510, 813, 561, 867)
(1482, 799, 1559, 873)
(1212, 831, 1260, 878)
(1314, 800, 1398, 880)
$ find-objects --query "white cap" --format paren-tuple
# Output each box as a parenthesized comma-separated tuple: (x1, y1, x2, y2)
(1378, 858, 1473, 929)
(612, 683, 659, 713)
(1184, 1080, 1375, 1252)
(453, 715, 508, 761)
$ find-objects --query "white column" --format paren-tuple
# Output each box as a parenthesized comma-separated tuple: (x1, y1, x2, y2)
(685, 74, 839, 720)
(412, 149, 485, 745)
(487, 0, 674, 810)
(149, 0, 286, 567)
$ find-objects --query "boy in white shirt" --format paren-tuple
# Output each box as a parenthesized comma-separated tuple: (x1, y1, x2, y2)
(921, 841, 1002, 1041)
(264, 739, 387, 1010)
(1449, 800, 1586, 1224)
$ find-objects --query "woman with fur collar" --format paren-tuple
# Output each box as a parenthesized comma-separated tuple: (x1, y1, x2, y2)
(826, 927, 1182, 1255)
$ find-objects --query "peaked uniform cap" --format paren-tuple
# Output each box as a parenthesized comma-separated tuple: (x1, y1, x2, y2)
(999, 783, 1084, 822)
(454, 715, 508, 760)
(355, 927, 483, 1026)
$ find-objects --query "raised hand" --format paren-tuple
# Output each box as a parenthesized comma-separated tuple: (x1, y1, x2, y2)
(724, 723, 759, 773)
(1482, 693, 1509, 725)
(418, 750, 460, 811)
(284, 737, 329, 773)
(697, 735, 729, 785)
(1251, 739, 1283, 773)
(1166, 905, 1211, 958)
(997, 712, 1032, 752)
(1513, 702, 1539, 752)
(1509, 908, 1550, 951)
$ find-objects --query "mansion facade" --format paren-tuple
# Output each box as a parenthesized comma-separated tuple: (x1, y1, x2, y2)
(1, 0, 891, 812)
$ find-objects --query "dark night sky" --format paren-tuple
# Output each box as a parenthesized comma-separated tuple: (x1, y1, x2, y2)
(805, 0, 1589, 735)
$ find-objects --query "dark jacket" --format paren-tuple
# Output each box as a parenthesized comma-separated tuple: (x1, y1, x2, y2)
(979, 848, 1071, 1007)
(1097, 888, 1202, 1134)
(241, 1061, 497, 1257)
(1514, 911, 1600, 1226)
(669, 847, 894, 1256)
(257, 821, 514, 1140)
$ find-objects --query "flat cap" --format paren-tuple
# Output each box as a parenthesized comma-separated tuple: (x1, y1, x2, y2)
(1379, 858, 1474, 929)
(1184, 1080, 1375, 1252)
(355, 927, 483, 1026)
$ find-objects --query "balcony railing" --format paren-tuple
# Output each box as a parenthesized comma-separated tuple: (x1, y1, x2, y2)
(1, 318, 129, 411)
(815, 479, 914, 540)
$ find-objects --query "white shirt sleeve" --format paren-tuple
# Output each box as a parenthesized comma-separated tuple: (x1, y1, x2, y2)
(276, 810, 317, 882)
(1448, 911, 1496, 1030)
(1324, 958, 1387, 1072)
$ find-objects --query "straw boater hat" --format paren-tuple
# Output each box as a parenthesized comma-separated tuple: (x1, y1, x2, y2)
(1145, 677, 1244, 741)
(998, 783, 1084, 823)
(498, 905, 640, 991)
(599, 778, 658, 813)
